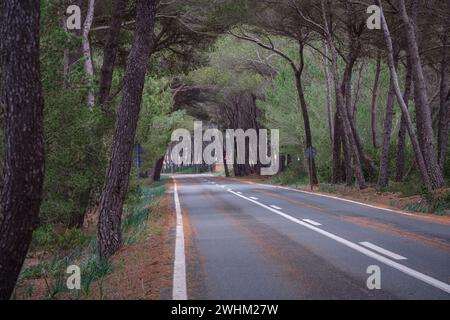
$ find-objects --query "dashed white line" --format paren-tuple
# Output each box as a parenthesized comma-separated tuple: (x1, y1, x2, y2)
(359, 241, 407, 261)
(270, 205, 282, 210)
(227, 189, 450, 294)
(250, 197, 259, 200)
(302, 219, 322, 226)
(172, 177, 187, 300)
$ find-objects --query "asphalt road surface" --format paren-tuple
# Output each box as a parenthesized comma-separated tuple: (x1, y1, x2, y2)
(171, 174, 450, 300)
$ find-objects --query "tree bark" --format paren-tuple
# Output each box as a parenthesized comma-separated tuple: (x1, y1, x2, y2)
(352, 61, 366, 117)
(153, 157, 164, 182)
(437, 20, 450, 171)
(398, 0, 444, 189)
(322, 4, 367, 189)
(331, 112, 342, 183)
(0, 0, 45, 299)
(295, 69, 318, 185)
(98, 0, 127, 108)
(377, 0, 432, 192)
(97, 0, 157, 259)
(378, 48, 399, 187)
(82, 0, 96, 108)
(395, 54, 413, 182)
(371, 53, 382, 149)
(322, 41, 334, 144)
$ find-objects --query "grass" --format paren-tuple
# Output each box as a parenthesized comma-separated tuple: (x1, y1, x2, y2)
(17, 179, 168, 299)
(123, 182, 167, 245)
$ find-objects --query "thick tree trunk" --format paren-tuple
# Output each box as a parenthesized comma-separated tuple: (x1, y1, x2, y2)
(398, 0, 444, 189)
(378, 49, 399, 187)
(98, 0, 127, 107)
(377, 0, 432, 192)
(82, 0, 96, 108)
(0, 0, 45, 299)
(395, 54, 413, 182)
(371, 53, 382, 149)
(437, 22, 450, 171)
(331, 112, 342, 183)
(97, 0, 157, 259)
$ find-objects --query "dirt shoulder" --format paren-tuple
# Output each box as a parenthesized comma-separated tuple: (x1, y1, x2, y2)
(14, 186, 175, 300)
(220, 175, 450, 225)
(86, 191, 175, 300)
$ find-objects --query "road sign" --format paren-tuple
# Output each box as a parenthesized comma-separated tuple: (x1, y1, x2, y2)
(304, 146, 317, 159)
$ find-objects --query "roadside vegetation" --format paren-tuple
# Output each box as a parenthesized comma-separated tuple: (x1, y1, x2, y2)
(13, 179, 168, 300)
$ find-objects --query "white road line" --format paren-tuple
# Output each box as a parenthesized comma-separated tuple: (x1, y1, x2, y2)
(236, 191, 242, 194)
(227, 190, 450, 294)
(172, 177, 187, 300)
(250, 197, 259, 200)
(359, 242, 407, 261)
(255, 183, 414, 217)
(270, 205, 282, 210)
(303, 219, 322, 226)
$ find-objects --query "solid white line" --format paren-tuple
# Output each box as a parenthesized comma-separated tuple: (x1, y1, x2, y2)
(303, 219, 322, 226)
(172, 177, 187, 300)
(359, 242, 407, 261)
(227, 190, 450, 294)
(250, 197, 259, 200)
(236, 191, 242, 194)
(270, 205, 282, 210)
(255, 183, 414, 217)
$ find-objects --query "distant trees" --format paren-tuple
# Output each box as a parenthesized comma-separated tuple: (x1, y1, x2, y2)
(0, 0, 45, 299)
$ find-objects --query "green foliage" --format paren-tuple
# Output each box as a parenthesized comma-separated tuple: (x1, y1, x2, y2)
(136, 76, 186, 172)
(123, 183, 168, 244)
(30, 225, 90, 252)
(80, 255, 113, 296)
(39, 1, 111, 226)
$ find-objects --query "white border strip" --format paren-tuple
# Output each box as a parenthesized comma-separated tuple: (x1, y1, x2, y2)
(303, 218, 322, 226)
(227, 190, 450, 294)
(256, 183, 414, 216)
(172, 177, 187, 300)
(359, 241, 407, 260)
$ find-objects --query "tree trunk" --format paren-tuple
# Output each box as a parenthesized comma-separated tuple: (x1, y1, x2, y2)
(371, 53, 382, 149)
(97, 0, 157, 259)
(295, 70, 318, 185)
(343, 57, 377, 180)
(0, 0, 45, 299)
(395, 54, 413, 182)
(322, 41, 334, 144)
(321, 4, 366, 189)
(377, 0, 432, 192)
(398, 0, 444, 189)
(378, 48, 399, 187)
(352, 61, 366, 117)
(437, 20, 450, 171)
(331, 112, 343, 183)
(82, 0, 96, 108)
(98, 0, 127, 107)
(153, 157, 164, 182)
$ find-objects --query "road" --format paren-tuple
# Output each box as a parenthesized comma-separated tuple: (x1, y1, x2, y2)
(171, 174, 450, 300)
